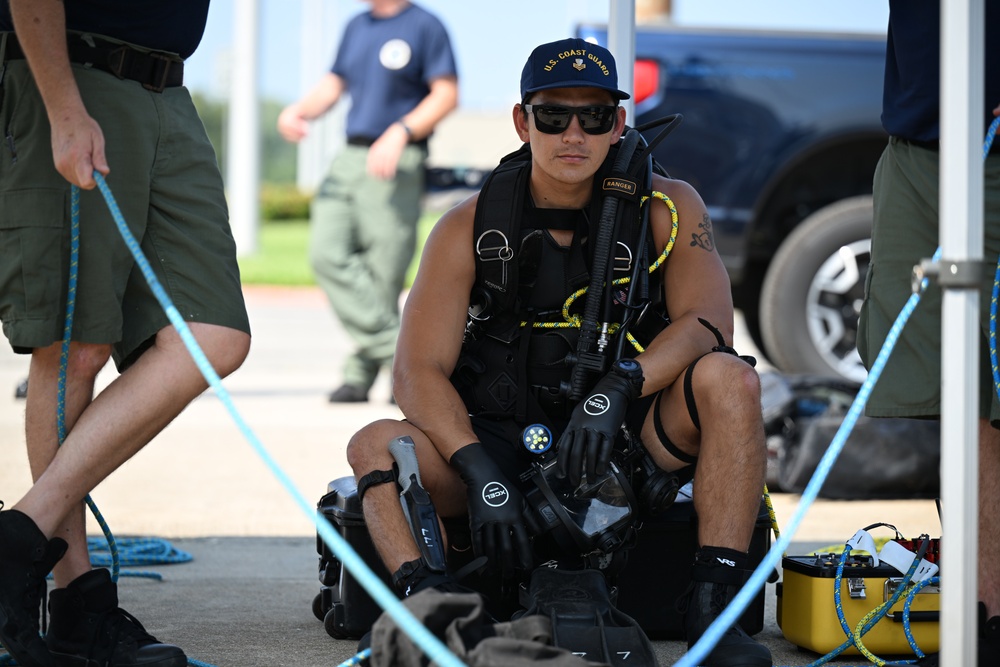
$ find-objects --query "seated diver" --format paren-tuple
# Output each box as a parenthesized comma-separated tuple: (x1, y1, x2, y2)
(346, 37, 772, 667)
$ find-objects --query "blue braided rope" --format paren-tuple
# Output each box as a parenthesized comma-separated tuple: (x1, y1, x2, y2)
(84, 535, 194, 581)
(91, 172, 467, 667)
(60, 186, 122, 582)
(820, 546, 922, 666)
(86, 536, 193, 567)
(55, 186, 80, 445)
(20, 185, 212, 667)
(832, 547, 858, 655)
(337, 649, 372, 667)
(986, 116, 999, 160)
(681, 117, 999, 667)
(678, 245, 938, 667)
(60, 187, 119, 578)
(986, 117, 1000, 404)
(186, 659, 219, 667)
(901, 575, 939, 658)
(779, 546, 920, 667)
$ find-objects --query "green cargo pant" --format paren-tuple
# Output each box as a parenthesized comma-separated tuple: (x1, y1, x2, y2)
(309, 143, 426, 390)
(858, 136, 1000, 421)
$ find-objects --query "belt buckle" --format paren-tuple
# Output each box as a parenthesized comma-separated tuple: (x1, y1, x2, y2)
(106, 45, 129, 79)
(143, 52, 173, 93)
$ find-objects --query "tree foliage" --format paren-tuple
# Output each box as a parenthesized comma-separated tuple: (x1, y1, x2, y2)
(191, 92, 298, 185)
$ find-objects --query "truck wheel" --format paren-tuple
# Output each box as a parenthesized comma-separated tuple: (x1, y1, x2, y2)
(760, 196, 873, 383)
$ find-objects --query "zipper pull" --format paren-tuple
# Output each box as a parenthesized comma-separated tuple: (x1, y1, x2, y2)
(5, 128, 17, 165)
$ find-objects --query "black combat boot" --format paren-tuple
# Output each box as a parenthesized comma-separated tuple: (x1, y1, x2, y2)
(916, 601, 1000, 667)
(46, 569, 186, 667)
(390, 557, 482, 599)
(981, 602, 1000, 667)
(681, 547, 772, 667)
(0, 506, 68, 667)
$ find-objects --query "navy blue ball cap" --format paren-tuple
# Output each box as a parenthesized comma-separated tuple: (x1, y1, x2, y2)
(520, 37, 630, 101)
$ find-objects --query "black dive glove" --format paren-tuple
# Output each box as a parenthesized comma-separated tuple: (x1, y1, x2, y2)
(450, 442, 533, 575)
(557, 358, 644, 486)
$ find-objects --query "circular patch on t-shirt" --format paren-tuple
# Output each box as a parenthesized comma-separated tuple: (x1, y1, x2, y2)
(380, 39, 412, 70)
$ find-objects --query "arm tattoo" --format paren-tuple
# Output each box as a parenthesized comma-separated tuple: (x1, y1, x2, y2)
(690, 213, 716, 251)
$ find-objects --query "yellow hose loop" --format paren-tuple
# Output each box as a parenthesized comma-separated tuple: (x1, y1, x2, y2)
(643, 191, 678, 271)
(626, 333, 644, 354)
(514, 192, 678, 356)
(809, 536, 893, 557)
(762, 485, 782, 548)
(562, 285, 590, 324)
(852, 592, 915, 667)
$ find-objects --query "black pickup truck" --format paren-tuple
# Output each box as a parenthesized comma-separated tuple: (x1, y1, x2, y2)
(579, 24, 887, 383)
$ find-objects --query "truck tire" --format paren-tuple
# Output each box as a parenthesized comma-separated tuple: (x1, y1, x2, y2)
(760, 196, 873, 383)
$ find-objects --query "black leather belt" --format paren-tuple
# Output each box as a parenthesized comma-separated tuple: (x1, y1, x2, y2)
(2, 32, 183, 93)
(347, 135, 428, 149)
(904, 135, 1000, 155)
(347, 136, 377, 147)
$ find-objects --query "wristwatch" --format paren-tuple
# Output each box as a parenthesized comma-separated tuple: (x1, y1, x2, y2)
(611, 358, 644, 395)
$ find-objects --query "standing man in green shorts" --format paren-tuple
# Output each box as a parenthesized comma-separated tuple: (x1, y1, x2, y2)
(858, 1, 999, 664)
(278, 0, 458, 404)
(0, 2, 251, 666)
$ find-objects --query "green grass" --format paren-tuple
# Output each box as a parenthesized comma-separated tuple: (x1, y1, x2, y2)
(237, 213, 442, 286)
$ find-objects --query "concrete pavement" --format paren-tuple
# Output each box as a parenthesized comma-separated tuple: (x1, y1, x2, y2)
(0, 286, 941, 666)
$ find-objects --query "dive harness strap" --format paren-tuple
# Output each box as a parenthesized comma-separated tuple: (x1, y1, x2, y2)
(472, 145, 532, 328)
(568, 115, 683, 399)
(568, 129, 643, 400)
(462, 115, 683, 422)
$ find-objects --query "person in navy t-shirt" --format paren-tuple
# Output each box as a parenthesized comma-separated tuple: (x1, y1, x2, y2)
(278, 0, 458, 405)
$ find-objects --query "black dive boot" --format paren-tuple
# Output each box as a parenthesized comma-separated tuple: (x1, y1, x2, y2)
(0, 506, 68, 667)
(682, 547, 772, 667)
(46, 569, 186, 667)
(390, 557, 485, 599)
(357, 557, 485, 652)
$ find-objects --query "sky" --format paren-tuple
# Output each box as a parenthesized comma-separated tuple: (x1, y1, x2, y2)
(184, 0, 889, 111)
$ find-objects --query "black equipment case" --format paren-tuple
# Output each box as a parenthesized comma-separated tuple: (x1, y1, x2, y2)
(313, 476, 514, 639)
(615, 499, 773, 639)
(313, 476, 772, 641)
(312, 476, 394, 639)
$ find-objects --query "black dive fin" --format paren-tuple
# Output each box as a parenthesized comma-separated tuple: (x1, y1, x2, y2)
(518, 568, 658, 667)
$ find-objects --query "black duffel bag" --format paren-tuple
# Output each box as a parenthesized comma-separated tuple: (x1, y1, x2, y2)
(761, 373, 940, 499)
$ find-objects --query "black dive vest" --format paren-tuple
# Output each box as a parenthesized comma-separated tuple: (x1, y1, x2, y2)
(450, 141, 669, 429)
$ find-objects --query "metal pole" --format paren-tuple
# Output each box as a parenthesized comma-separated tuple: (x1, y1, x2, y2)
(226, 0, 261, 256)
(297, 0, 342, 193)
(297, 0, 322, 192)
(939, 0, 984, 664)
(607, 0, 636, 123)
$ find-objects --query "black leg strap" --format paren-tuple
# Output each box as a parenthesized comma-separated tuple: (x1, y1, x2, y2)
(357, 468, 398, 502)
(683, 355, 703, 432)
(653, 390, 699, 464)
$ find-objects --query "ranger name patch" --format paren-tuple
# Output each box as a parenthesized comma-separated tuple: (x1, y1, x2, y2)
(603, 177, 637, 196)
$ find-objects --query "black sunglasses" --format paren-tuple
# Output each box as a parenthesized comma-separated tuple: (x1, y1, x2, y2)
(522, 104, 618, 135)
